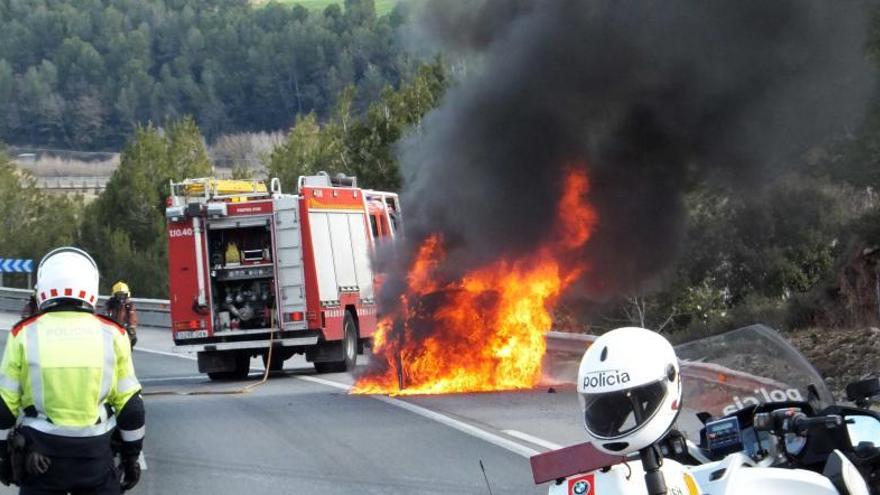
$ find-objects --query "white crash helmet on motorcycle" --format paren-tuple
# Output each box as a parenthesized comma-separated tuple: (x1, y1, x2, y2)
(577, 327, 682, 455)
(36, 247, 100, 311)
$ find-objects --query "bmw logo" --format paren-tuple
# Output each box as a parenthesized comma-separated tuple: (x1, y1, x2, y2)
(572, 480, 590, 495)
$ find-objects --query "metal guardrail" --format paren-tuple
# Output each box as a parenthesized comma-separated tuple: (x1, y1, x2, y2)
(546, 330, 595, 355)
(543, 329, 812, 399)
(33, 176, 110, 191)
(0, 287, 170, 328)
(0, 288, 800, 395)
(0, 287, 592, 349)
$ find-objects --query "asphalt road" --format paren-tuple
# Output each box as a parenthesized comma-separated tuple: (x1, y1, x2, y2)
(0, 312, 592, 495)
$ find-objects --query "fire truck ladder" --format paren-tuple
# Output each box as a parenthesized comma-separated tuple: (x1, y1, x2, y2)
(169, 177, 273, 203)
(273, 194, 307, 330)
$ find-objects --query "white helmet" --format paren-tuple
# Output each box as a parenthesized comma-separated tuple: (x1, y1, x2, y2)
(36, 247, 100, 311)
(577, 327, 682, 455)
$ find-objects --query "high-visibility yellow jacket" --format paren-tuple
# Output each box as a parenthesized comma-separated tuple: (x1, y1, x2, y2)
(0, 311, 142, 438)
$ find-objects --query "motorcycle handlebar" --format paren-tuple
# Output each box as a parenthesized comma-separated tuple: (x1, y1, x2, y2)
(791, 414, 842, 435)
(754, 410, 842, 435)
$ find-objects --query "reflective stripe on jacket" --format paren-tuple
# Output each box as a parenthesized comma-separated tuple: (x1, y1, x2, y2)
(0, 311, 141, 437)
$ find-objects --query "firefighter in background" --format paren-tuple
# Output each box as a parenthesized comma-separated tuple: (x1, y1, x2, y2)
(19, 290, 38, 320)
(105, 281, 138, 348)
(0, 247, 145, 493)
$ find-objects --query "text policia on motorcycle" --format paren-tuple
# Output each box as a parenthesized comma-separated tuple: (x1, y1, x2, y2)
(537, 326, 880, 495)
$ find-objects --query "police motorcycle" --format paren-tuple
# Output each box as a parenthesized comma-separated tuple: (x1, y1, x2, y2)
(530, 325, 880, 495)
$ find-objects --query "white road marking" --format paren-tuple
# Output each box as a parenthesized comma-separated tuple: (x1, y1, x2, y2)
(294, 375, 541, 458)
(295, 374, 350, 391)
(135, 347, 197, 361)
(503, 429, 563, 450)
(140, 375, 207, 384)
(138, 450, 148, 471)
(376, 397, 540, 458)
(294, 375, 351, 392)
(3, 327, 197, 363)
(5, 323, 545, 461)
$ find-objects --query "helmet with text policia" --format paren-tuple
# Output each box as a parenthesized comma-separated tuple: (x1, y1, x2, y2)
(35, 247, 100, 312)
(577, 327, 682, 455)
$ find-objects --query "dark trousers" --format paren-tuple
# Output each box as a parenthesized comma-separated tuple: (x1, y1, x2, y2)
(19, 456, 120, 495)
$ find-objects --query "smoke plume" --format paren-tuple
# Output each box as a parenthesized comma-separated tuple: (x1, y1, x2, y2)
(389, 0, 875, 300)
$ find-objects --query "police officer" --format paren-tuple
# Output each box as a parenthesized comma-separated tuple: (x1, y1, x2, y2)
(105, 281, 138, 348)
(0, 247, 145, 494)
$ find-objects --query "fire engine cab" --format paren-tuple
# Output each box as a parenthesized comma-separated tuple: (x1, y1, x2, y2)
(165, 173, 400, 380)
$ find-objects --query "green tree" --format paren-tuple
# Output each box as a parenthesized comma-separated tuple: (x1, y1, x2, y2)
(268, 112, 343, 190)
(0, 60, 14, 135)
(81, 117, 212, 297)
(0, 0, 414, 149)
(0, 146, 82, 287)
(346, 60, 447, 190)
(269, 60, 447, 192)
(606, 175, 865, 336)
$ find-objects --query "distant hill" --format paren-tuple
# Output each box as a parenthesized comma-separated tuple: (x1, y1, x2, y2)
(0, 0, 412, 150)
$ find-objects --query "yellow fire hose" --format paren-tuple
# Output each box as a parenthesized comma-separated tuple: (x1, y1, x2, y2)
(141, 315, 277, 397)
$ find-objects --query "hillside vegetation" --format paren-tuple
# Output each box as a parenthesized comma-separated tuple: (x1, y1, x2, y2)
(0, 0, 414, 149)
(0, 59, 447, 296)
(259, 0, 400, 15)
(3, 0, 880, 349)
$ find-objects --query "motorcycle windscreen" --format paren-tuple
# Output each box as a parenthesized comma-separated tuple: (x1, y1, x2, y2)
(673, 324, 833, 439)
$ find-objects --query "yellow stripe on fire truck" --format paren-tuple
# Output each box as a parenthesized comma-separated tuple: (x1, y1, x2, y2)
(321, 307, 376, 318)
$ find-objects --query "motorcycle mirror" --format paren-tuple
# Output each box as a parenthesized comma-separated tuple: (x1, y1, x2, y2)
(753, 412, 773, 432)
(845, 377, 880, 406)
(696, 412, 712, 425)
(844, 415, 880, 450)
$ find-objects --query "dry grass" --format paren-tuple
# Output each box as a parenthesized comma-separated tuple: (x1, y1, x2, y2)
(14, 155, 119, 177)
(11, 130, 287, 180)
(787, 326, 880, 401)
(208, 131, 286, 178)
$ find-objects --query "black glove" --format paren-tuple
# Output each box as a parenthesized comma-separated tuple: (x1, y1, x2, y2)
(24, 452, 50, 476)
(126, 326, 138, 348)
(0, 456, 12, 486)
(120, 455, 141, 492)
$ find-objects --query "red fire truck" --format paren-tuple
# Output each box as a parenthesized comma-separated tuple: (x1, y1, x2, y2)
(165, 173, 400, 380)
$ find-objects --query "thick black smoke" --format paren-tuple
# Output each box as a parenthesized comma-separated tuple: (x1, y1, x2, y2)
(391, 0, 875, 301)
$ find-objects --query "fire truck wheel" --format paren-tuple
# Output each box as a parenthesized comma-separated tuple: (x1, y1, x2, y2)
(341, 311, 358, 371)
(314, 312, 358, 373)
(207, 352, 250, 381)
(262, 351, 285, 372)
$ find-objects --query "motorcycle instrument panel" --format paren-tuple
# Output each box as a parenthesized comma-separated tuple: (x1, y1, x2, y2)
(705, 416, 743, 456)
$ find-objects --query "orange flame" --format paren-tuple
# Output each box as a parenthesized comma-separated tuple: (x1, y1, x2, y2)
(352, 167, 597, 395)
